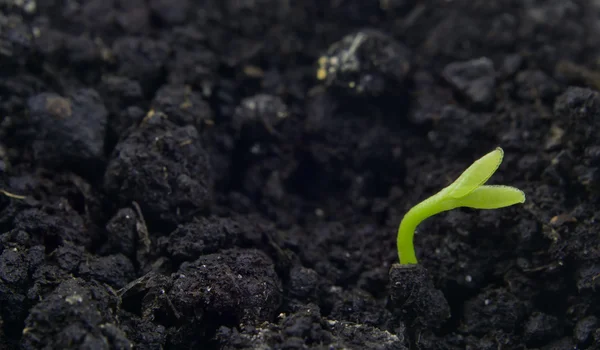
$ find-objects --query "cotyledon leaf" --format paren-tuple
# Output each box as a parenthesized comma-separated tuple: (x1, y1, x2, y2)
(454, 185, 526, 209)
(446, 147, 504, 199)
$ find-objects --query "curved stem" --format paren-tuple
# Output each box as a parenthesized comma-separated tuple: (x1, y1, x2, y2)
(396, 191, 456, 264)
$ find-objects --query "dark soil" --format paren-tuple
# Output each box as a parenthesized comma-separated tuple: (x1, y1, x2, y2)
(1, 0, 599, 349)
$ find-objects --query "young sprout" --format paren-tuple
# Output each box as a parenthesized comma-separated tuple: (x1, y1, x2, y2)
(397, 147, 525, 265)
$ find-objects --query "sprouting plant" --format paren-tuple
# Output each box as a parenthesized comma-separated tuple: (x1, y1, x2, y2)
(397, 147, 526, 265)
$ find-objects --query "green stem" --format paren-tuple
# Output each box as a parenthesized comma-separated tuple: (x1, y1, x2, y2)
(396, 190, 456, 264)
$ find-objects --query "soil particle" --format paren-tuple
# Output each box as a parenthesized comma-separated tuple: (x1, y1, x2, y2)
(118, 272, 174, 321)
(326, 320, 407, 350)
(288, 265, 320, 300)
(108, 106, 147, 146)
(216, 304, 408, 350)
(103, 112, 213, 226)
(99, 75, 144, 116)
(158, 215, 262, 266)
(422, 13, 482, 66)
(555, 86, 600, 149)
(575, 262, 600, 291)
(520, 0, 586, 69)
(162, 26, 218, 90)
(149, 0, 191, 25)
(21, 278, 132, 350)
(462, 330, 519, 350)
(12, 203, 91, 249)
(104, 207, 138, 258)
(26, 89, 108, 173)
(442, 57, 496, 108)
(151, 84, 213, 129)
(523, 311, 562, 346)
(388, 264, 450, 328)
(329, 287, 392, 326)
(119, 314, 167, 350)
(0, 244, 33, 339)
(78, 254, 135, 288)
(461, 287, 528, 335)
(0, 234, 128, 347)
(574, 315, 598, 346)
(169, 249, 282, 327)
(63, 34, 103, 68)
(541, 337, 576, 350)
(112, 36, 170, 93)
(52, 243, 85, 273)
(0, 12, 33, 66)
(425, 105, 494, 155)
(232, 94, 289, 143)
(499, 53, 524, 77)
(317, 29, 412, 96)
(515, 70, 561, 102)
(408, 71, 454, 125)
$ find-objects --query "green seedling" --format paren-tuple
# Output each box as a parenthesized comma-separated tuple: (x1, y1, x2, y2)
(397, 147, 525, 265)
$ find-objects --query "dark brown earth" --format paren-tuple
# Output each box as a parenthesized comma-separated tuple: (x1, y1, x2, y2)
(1, 0, 600, 349)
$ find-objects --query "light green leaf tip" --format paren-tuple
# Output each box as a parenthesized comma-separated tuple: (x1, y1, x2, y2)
(456, 185, 526, 209)
(396, 147, 526, 265)
(447, 147, 504, 198)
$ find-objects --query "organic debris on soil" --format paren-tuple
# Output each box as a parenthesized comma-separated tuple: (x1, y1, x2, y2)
(1, 0, 600, 349)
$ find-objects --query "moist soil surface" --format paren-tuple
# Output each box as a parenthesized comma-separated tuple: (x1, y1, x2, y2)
(1, 1, 600, 349)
